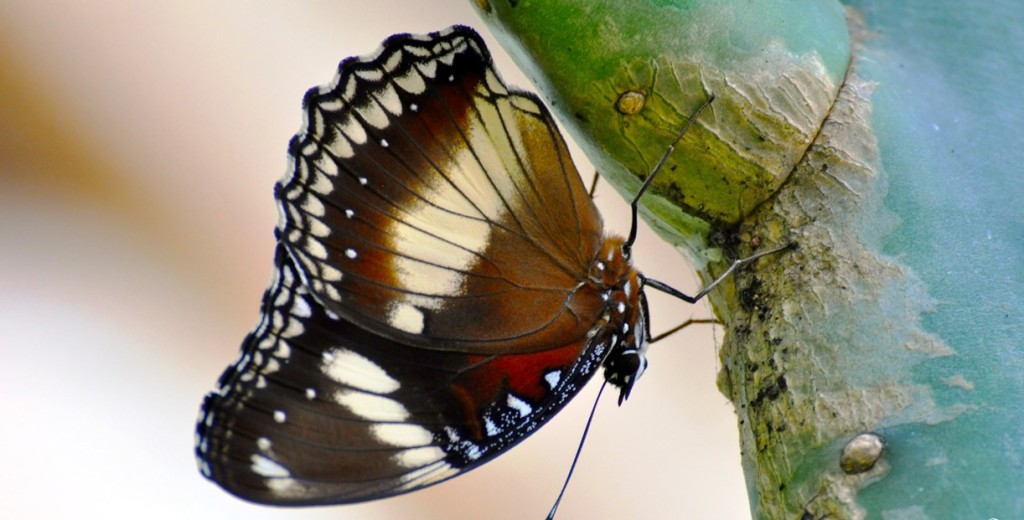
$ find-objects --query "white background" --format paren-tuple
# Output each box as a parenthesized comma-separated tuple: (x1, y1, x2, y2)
(0, 2, 750, 518)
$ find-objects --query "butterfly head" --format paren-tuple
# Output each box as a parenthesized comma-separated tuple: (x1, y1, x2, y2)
(591, 237, 651, 405)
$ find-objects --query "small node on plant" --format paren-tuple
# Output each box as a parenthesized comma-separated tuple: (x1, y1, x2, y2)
(615, 90, 646, 115)
(840, 432, 885, 474)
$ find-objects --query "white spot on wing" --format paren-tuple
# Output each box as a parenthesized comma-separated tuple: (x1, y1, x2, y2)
(382, 51, 403, 73)
(396, 462, 457, 491)
(394, 69, 426, 94)
(509, 95, 542, 115)
(355, 68, 383, 81)
(506, 394, 533, 418)
(483, 68, 508, 95)
(273, 288, 289, 307)
(544, 370, 561, 389)
(439, 50, 456, 66)
(387, 302, 425, 334)
(309, 177, 334, 199)
(325, 133, 355, 159)
(292, 296, 312, 318)
(250, 454, 290, 477)
(273, 340, 291, 360)
(325, 284, 342, 302)
(304, 237, 328, 260)
(279, 318, 304, 339)
(307, 218, 330, 238)
(266, 477, 304, 497)
(484, 417, 500, 437)
(340, 76, 358, 101)
(356, 101, 389, 129)
(314, 155, 338, 177)
(318, 99, 343, 112)
(444, 427, 461, 443)
(299, 194, 323, 217)
(403, 44, 431, 58)
(416, 60, 437, 79)
(322, 348, 401, 393)
(320, 265, 343, 282)
(394, 446, 446, 468)
(273, 410, 286, 423)
(372, 423, 434, 447)
(339, 116, 367, 144)
(374, 83, 402, 116)
(334, 390, 410, 421)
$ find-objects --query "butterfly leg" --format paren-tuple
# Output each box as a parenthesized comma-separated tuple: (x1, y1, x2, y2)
(643, 242, 793, 304)
(587, 170, 601, 198)
(649, 318, 719, 344)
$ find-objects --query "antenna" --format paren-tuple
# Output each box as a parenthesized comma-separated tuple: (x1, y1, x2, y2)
(545, 381, 608, 520)
(624, 94, 716, 256)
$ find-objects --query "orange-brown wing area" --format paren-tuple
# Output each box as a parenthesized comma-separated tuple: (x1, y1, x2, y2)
(275, 26, 604, 354)
(196, 246, 612, 505)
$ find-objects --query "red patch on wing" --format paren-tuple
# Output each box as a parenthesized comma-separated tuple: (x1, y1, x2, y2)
(451, 340, 590, 440)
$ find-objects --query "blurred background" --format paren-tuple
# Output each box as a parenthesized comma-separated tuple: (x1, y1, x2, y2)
(0, 2, 749, 518)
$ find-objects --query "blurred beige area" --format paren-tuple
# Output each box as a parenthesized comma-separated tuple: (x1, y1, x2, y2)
(0, 2, 750, 519)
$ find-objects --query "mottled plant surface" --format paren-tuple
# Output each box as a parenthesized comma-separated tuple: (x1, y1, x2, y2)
(473, 0, 1024, 518)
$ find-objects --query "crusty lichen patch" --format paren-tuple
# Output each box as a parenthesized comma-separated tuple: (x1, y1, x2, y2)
(708, 13, 958, 519)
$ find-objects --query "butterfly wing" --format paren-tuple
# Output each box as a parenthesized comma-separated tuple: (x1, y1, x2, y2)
(198, 26, 622, 506)
(197, 246, 615, 504)
(276, 26, 604, 354)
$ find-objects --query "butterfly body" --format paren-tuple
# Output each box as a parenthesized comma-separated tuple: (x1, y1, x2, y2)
(196, 26, 653, 506)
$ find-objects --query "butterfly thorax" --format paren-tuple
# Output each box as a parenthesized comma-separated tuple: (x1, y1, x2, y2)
(589, 236, 651, 404)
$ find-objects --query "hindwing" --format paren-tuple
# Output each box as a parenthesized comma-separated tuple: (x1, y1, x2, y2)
(196, 246, 613, 504)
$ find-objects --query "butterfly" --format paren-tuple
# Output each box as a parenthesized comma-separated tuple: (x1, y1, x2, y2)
(195, 24, 769, 509)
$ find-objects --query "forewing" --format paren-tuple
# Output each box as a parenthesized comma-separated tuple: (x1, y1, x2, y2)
(196, 247, 613, 505)
(275, 26, 604, 353)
